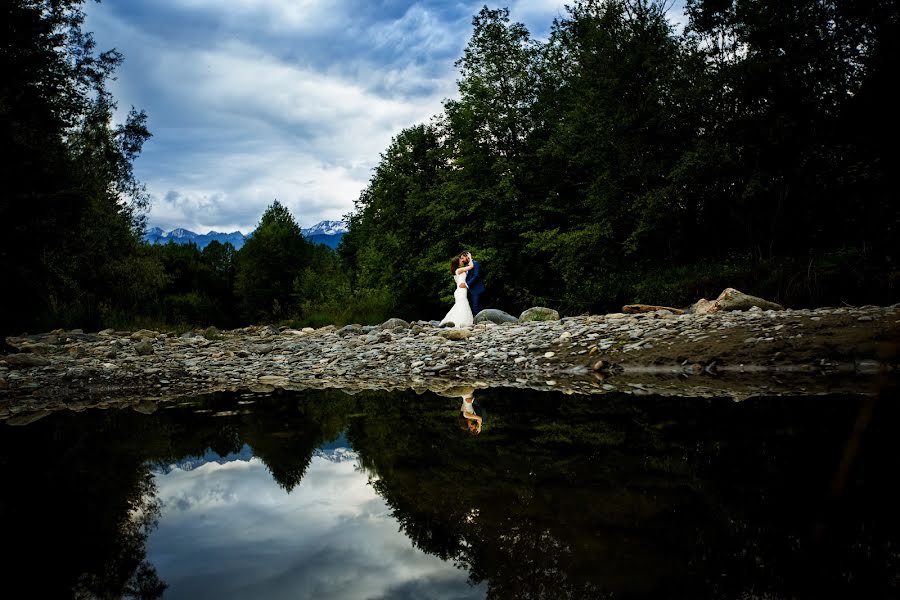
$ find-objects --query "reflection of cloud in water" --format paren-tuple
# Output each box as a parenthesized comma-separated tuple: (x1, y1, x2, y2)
(149, 454, 485, 599)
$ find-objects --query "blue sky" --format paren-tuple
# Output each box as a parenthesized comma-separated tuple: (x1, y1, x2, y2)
(85, 1, 686, 234)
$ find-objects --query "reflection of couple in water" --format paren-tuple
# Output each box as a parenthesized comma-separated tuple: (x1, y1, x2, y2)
(460, 391, 482, 434)
(441, 385, 483, 434)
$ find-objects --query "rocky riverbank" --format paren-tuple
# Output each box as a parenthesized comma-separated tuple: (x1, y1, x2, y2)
(2, 304, 898, 424)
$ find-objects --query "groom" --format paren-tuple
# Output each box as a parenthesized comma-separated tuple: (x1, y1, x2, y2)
(459, 251, 485, 315)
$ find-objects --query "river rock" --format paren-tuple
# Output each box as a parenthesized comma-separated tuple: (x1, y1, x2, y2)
(474, 309, 517, 324)
(714, 288, 784, 312)
(133, 341, 155, 356)
(380, 318, 410, 330)
(131, 329, 159, 340)
(0, 301, 895, 417)
(437, 329, 473, 341)
(519, 307, 560, 322)
(688, 298, 716, 314)
(623, 304, 684, 315)
(3, 354, 51, 368)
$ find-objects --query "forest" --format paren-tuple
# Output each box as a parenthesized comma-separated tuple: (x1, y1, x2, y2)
(2, 0, 897, 338)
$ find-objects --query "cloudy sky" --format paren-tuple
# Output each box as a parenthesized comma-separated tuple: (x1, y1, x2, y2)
(82, 1, 559, 234)
(84, 1, 687, 234)
(148, 451, 485, 599)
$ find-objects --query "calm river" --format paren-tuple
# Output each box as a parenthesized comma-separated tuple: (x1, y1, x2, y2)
(1, 386, 897, 599)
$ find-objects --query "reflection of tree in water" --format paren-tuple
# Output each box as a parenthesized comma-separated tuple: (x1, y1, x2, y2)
(0, 389, 355, 597)
(346, 388, 900, 599)
(0, 410, 168, 599)
(240, 390, 352, 491)
(2, 386, 897, 598)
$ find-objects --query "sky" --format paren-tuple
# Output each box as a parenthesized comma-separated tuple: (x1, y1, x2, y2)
(84, 1, 687, 234)
(148, 451, 486, 599)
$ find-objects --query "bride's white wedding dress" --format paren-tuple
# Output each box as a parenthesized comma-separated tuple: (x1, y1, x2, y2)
(440, 272, 474, 328)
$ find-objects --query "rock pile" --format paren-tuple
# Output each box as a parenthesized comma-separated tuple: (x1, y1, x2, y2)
(1, 303, 897, 424)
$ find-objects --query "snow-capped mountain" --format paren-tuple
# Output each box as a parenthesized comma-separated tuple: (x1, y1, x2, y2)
(143, 220, 347, 250)
(301, 220, 348, 236)
(143, 227, 246, 249)
(152, 444, 255, 474)
(300, 220, 348, 249)
(151, 440, 357, 475)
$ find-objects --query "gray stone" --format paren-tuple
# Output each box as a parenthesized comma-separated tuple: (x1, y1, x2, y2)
(380, 318, 410, 329)
(437, 329, 473, 341)
(259, 375, 290, 386)
(131, 329, 159, 339)
(474, 309, 518, 324)
(133, 341, 155, 356)
(519, 307, 561, 322)
(3, 354, 51, 368)
(713, 288, 784, 312)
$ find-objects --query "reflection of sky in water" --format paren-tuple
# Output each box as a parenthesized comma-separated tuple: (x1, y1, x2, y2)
(148, 447, 485, 599)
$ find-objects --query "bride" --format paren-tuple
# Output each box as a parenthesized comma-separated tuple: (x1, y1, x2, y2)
(439, 254, 474, 328)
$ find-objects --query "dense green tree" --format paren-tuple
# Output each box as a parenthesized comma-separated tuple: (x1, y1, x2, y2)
(234, 200, 314, 322)
(341, 124, 452, 318)
(0, 0, 156, 336)
(342, 0, 898, 318)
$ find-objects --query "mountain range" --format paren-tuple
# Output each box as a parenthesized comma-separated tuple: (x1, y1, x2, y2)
(143, 220, 347, 250)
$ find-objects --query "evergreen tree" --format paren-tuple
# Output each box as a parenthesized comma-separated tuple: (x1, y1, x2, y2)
(234, 201, 313, 322)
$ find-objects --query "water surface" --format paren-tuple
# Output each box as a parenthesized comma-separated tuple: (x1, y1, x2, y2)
(1, 387, 897, 599)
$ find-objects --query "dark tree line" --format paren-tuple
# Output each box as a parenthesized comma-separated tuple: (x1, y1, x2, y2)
(341, 0, 899, 320)
(124, 201, 382, 329)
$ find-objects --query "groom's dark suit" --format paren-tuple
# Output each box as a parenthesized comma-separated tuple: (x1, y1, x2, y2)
(466, 260, 485, 315)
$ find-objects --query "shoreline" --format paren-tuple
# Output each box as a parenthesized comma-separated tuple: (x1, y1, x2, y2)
(1, 304, 898, 425)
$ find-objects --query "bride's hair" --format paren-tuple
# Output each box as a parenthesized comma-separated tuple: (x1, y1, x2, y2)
(450, 256, 461, 274)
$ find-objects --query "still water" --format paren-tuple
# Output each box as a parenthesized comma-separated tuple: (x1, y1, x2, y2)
(1, 386, 897, 599)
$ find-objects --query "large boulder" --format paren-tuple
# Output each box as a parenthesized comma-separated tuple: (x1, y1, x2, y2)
(519, 307, 560, 322)
(714, 288, 783, 312)
(380, 318, 410, 330)
(688, 288, 783, 313)
(687, 298, 717, 314)
(474, 309, 518, 325)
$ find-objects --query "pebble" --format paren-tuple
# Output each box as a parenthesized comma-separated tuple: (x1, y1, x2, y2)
(0, 305, 894, 420)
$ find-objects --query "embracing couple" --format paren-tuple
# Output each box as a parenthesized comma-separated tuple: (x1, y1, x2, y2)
(439, 251, 485, 329)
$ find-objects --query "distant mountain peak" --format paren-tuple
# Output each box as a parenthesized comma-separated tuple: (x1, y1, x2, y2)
(301, 220, 348, 236)
(142, 220, 347, 250)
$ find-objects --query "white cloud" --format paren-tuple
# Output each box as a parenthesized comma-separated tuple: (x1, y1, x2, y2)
(148, 455, 483, 599)
(91, 0, 681, 232)
(85, 1, 465, 232)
